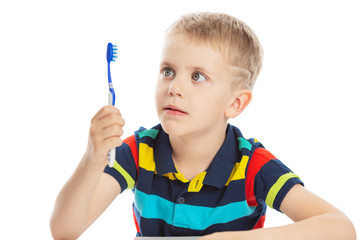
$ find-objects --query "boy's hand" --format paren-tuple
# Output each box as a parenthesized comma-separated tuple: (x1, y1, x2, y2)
(84, 106, 125, 168)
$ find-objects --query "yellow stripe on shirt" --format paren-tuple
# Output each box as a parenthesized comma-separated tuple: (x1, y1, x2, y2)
(188, 171, 207, 192)
(265, 172, 300, 209)
(225, 155, 249, 186)
(139, 143, 156, 172)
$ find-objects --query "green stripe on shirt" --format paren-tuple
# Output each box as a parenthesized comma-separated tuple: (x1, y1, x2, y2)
(138, 129, 159, 139)
(265, 172, 300, 209)
(113, 160, 135, 189)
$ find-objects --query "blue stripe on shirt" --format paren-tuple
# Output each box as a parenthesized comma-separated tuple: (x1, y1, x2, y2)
(134, 189, 256, 230)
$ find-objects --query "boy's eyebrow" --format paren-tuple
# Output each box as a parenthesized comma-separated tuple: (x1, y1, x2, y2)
(159, 61, 174, 68)
(191, 66, 214, 77)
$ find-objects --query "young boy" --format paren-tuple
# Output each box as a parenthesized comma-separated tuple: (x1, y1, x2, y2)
(50, 12, 356, 239)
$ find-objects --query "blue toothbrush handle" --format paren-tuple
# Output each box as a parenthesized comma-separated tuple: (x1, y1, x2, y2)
(107, 62, 116, 105)
(107, 62, 116, 167)
(107, 43, 117, 168)
(107, 91, 116, 167)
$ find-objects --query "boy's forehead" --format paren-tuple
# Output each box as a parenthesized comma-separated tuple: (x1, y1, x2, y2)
(163, 34, 246, 66)
(163, 33, 221, 55)
(161, 34, 224, 64)
(161, 34, 250, 81)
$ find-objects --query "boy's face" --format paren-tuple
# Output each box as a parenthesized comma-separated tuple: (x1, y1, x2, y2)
(155, 34, 236, 138)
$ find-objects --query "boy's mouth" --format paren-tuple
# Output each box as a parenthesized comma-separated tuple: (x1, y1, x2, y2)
(164, 105, 188, 115)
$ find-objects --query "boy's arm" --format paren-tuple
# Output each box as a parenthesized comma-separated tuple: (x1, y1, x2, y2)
(50, 106, 124, 240)
(275, 184, 356, 239)
(200, 184, 356, 240)
(50, 160, 121, 240)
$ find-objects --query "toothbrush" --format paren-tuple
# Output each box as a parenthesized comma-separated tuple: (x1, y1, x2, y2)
(107, 42, 118, 167)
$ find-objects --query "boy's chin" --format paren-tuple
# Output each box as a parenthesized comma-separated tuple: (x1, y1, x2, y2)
(160, 121, 186, 137)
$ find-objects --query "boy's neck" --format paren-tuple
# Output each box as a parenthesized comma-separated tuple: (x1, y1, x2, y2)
(168, 123, 228, 179)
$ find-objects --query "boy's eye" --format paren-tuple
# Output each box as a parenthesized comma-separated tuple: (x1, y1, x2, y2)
(162, 68, 175, 78)
(192, 72, 207, 82)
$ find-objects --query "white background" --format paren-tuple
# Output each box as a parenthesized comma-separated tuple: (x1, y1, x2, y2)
(0, 0, 359, 239)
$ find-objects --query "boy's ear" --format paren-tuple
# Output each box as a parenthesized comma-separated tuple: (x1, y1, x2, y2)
(225, 89, 252, 119)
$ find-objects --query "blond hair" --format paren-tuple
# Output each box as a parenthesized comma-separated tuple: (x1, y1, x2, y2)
(165, 12, 263, 90)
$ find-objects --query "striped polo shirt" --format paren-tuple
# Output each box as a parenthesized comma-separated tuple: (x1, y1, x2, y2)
(104, 124, 303, 237)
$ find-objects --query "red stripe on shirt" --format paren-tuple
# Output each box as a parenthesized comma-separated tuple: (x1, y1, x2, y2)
(252, 214, 266, 229)
(132, 208, 141, 234)
(245, 147, 276, 206)
(124, 135, 140, 234)
(123, 135, 139, 176)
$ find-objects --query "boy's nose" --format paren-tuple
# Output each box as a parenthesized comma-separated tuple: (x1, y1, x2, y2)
(168, 79, 183, 97)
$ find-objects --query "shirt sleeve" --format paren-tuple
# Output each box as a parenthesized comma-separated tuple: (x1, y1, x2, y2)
(245, 147, 304, 212)
(104, 135, 138, 193)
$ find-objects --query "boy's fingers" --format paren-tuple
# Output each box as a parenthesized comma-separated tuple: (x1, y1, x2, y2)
(106, 138, 123, 151)
(91, 137, 123, 158)
(95, 114, 125, 130)
(90, 122, 124, 144)
(102, 124, 124, 139)
(88, 106, 125, 158)
(91, 106, 121, 123)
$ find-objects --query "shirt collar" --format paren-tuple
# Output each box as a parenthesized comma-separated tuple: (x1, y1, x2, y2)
(203, 124, 241, 188)
(154, 126, 177, 175)
(153, 124, 242, 188)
